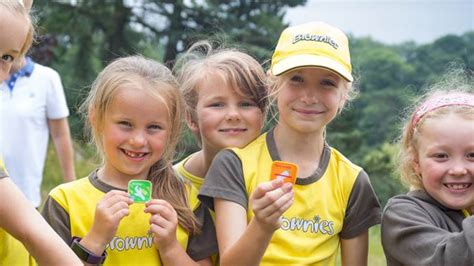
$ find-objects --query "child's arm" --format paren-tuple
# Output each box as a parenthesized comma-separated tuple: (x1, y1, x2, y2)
(0, 178, 82, 266)
(340, 230, 368, 266)
(145, 199, 212, 266)
(215, 179, 293, 266)
(48, 118, 76, 183)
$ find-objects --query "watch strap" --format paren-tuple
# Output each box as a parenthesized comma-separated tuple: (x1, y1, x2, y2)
(71, 236, 107, 265)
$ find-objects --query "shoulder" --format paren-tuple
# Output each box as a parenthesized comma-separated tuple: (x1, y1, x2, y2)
(328, 146, 362, 174)
(49, 176, 93, 201)
(382, 190, 442, 221)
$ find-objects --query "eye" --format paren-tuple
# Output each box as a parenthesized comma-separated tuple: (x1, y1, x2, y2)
(466, 152, 474, 160)
(208, 102, 224, 108)
(239, 100, 257, 108)
(432, 153, 448, 161)
(321, 78, 337, 87)
(289, 75, 304, 83)
(148, 124, 163, 131)
(1, 54, 14, 62)
(118, 121, 132, 128)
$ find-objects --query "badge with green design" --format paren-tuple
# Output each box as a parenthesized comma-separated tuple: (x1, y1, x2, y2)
(128, 180, 152, 203)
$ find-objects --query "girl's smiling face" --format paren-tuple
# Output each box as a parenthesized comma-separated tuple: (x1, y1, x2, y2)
(276, 67, 347, 135)
(413, 113, 474, 210)
(0, 7, 29, 81)
(190, 72, 264, 154)
(99, 82, 170, 182)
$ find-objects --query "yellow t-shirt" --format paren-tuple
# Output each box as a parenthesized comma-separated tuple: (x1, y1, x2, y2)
(42, 171, 217, 265)
(200, 130, 381, 265)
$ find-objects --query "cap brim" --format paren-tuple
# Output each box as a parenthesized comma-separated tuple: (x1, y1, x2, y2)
(271, 54, 353, 82)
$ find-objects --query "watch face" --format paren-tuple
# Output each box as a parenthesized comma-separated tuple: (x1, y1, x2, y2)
(128, 180, 152, 203)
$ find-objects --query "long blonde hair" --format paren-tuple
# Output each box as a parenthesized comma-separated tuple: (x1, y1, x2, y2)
(397, 68, 474, 190)
(174, 41, 268, 144)
(80, 55, 200, 234)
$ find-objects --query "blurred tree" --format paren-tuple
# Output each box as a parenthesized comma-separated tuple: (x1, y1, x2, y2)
(32, 0, 306, 139)
(362, 142, 406, 207)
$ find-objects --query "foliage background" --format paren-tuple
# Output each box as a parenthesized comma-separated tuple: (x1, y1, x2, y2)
(33, 1, 473, 264)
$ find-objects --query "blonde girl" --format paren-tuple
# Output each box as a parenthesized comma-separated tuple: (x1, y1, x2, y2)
(381, 69, 474, 265)
(42, 56, 217, 265)
(0, 0, 33, 80)
(0, 1, 81, 265)
(199, 21, 381, 265)
(173, 41, 267, 193)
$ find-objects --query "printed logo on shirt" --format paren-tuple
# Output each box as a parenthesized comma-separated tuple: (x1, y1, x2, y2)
(281, 215, 335, 235)
(106, 235, 154, 251)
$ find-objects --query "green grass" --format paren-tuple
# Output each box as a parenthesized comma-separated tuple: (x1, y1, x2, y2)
(41, 142, 98, 204)
(41, 143, 387, 264)
(369, 225, 386, 265)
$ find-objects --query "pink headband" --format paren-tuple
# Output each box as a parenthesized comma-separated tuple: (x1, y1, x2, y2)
(412, 93, 474, 127)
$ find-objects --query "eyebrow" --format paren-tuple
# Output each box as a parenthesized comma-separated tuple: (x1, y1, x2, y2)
(5, 49, 21, 54)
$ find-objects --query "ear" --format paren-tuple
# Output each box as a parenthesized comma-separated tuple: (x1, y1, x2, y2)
(184, 111, 199, 134)
(412, 157, 421, 175)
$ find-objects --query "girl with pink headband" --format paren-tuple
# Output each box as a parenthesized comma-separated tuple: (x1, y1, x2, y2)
(381, 68, 474, 265)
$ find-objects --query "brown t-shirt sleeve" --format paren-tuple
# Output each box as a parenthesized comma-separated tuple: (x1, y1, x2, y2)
(198, 149, 247, 211)
(186, 204, 218, 260)
(340, 170, 381, 239)
(41, 195, 72, 244)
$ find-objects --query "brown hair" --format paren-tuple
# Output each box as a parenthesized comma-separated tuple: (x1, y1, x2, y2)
(80, 55, 200, 234)
(397, 68, 474, 190)
(174, 41, 268, 144)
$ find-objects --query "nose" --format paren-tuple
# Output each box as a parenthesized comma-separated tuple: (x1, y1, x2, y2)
(448, 160, 468, 176)
(300, 87, 319, 105)
(129, 130, 146, 147)
(225, 106, 241, 121)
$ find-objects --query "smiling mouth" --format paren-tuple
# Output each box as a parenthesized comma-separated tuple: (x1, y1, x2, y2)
(122, 149, 147, 158)
(444, 183, 471, 190)
(294, 108, 323, 115)
(219, 128, 247, 132)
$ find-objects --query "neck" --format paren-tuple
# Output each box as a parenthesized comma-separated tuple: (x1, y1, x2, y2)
(97, 167, 141, 190)
(183, 149, 217, 179)
(273, 125, 325, 178)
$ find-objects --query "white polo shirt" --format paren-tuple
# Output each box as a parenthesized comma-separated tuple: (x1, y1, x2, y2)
(0, 62, 69, 207)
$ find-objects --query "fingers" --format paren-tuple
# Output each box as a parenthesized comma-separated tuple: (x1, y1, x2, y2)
(250, 181, 294, 228)
(145, 199, 179, 248)
(96, 190, 133, 220)
(90, 190, 133, 245)
(144, 199, 177, 221)
(253, 185, 294, 217)
(251, 181, 293, 208)
(251, 179, 285, 200)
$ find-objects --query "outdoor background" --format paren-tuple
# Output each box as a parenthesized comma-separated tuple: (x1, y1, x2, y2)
(32, 1, 473, 265)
